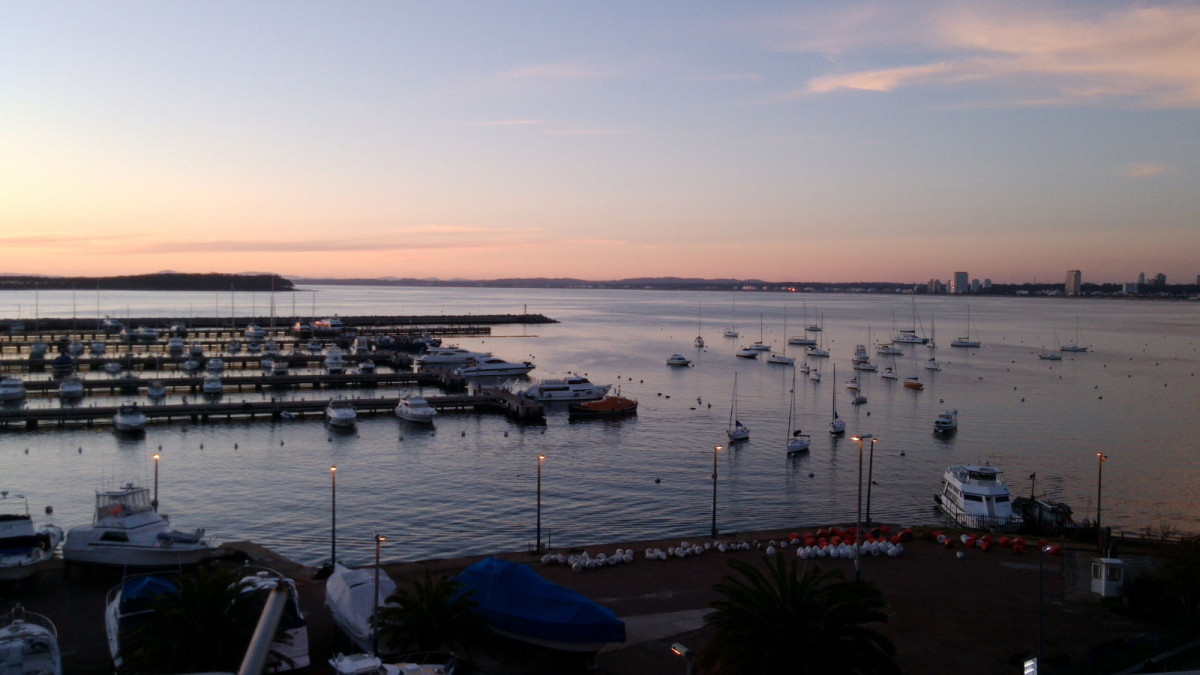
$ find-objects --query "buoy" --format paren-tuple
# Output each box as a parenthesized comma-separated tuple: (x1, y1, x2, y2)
(956, 551, 965, 559)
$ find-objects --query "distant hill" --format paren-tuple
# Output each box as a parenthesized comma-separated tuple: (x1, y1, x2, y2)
(0, 273, 293, 292)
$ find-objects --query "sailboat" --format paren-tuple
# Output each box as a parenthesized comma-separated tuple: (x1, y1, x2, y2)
(788, 304, 817, 346)
(767, 307, 795, 365)
(927, 315, 937, 349)
(806, 314, 830, 357)
(1038, 330, 1063, 360)
(727, 373, 749, 442)
(893, 296, 927, 344)
(829, 364, 845, 435)
(950, 306, 981, 348)
(694, 302, 705, 348)
(723, 300, 739, 338)
(786, 371, 810, 453)
(853, 326, 877, 371)
(1060, 318, 1089, 352)
(751, 313, 771, 351)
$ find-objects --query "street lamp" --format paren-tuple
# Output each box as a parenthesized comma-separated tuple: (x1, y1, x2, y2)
(671, 642, 694, 675)
(851, 434, 873, 582)
(152, 453, 160, 512)
(536, 455, 545, 553)
(373, 532, 386, 655)
(711, 444, 723, 538)
(330, 465, 337, 567)
(865, 436, 878, 528)
(1096, 453, 1108, 553)
(1038, 543, 1053, 671)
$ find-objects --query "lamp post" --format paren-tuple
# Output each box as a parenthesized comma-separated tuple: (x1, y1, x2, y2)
(1038, 543, 1051, 670)
(711, 444, 723, 538)
(851, 434, 872, 582)
(865, 437, 878, 528)
(536, 455, 545, 553)
(671, 642, 695, 675)
(373, 532, 386, 655)
(1096, 453, 1107, 553)
(152, 453, 160, 512)
(330, 465, 337, 567)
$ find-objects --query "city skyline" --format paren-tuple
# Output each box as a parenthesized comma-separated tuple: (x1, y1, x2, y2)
(3, 1, 1198, 283)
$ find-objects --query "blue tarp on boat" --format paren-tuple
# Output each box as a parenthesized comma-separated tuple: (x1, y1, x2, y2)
(455, 557, 625, 646)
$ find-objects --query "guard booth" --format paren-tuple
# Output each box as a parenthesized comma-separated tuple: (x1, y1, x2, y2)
(1091, 557, 1125, 598)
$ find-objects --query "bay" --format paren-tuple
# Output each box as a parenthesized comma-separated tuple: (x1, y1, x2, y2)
(3, 286, 1199, 566)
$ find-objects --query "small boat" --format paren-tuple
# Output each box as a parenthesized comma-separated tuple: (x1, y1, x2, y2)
(950, 306, 981, 348)
(735, 346, 759, 358)
(103, 361, 123, 376)
(206, 357, 225, 373)
(903, 376, 923, 390)
(851, 344, 869, 363)
(51, 354, 76, 379)
(829, 365, 844, 435)
(272, 359, 291, 376)
(112, 403, 146, 432)
(260, 357, 275, 373)
(357, 359, 376, 375)
(892, 299, 926, 344)
(457, 357, 535, 378)
(168, 322, 188, 338)
(768, 308, 796, 365)
(67, 340, 85, 357)
(100, 317, 123, 334)
(805, 346, 829, 358)
(1038, 352, 1062, 361)
(523, 376, 610, 402)
(876, 343, 903, 355)
(845, 376, 860, 391)
(202, 375, 223, 396)
(808, 368, 821, 382)
(146, 380, 166, 399)
(133, 326, 159, 342)
(934, 409, 958, 433)
(666, 354, 692, 367)
(727, 374, 749, 441)
(1061, 318, 1090, 352)
(0, 605, 62, 675)
(934, 463, 1023, 532)
(851, 393, 867, 405)
(0, 377, 26, 401)
(880, 367, 898, 380)
(237, 566, 311, 671)
(325, 347, 346, 374)
(325, 398, 357, 427)
(324, 562, 399, 654)
(247, 341, 262, 354)
(90, 340, 107, 356)
(244, 324, 267, 341)
(569, 394, 638, 417)
(181, 358, 202, 373)
(307, 340, 324, 352)
(785, 372, 809, 454)
(853, 361, 877, 372)
(455, 557, 625, 654)
(58, 376, 85, 401)
(395, 396, 437, 424)
(167, 337, 185, 355)
(63, 483, 216, 568)
(227, 339, 242, 354)
(0, 493, 64, 582)
(924, 357, 941, 371)
(416, 346, 490, 367)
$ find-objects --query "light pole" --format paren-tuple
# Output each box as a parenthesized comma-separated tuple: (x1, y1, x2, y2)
(152, 453, 160, 512)
(865, 437, 878, 528)
(851, 434, 872, 582)
(373, 532, 386, 655)
(536, 455, 545, 553)
(1096, 453, 1107, 553)
(1038, 543, 1051, 670)
(330, 465, 337, 567)
(671, 642, 695, 675)
(711, 444, 723, 538)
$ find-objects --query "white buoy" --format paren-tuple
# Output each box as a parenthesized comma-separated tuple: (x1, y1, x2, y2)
(956, 551, 966, 560)
(766, 546, 777, 557)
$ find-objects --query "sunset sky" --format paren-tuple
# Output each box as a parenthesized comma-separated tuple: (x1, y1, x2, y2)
(3, 1, 1198, 283)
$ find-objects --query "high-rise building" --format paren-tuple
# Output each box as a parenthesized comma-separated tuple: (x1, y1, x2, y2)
(952, 271, 969, 294)
(1065, 270, 1082, 296)
(970, 278, 981, 293)
(1156, 273, 1167, 285)
(983, 278, 992, 289)
(1138, 272, 1146, 285)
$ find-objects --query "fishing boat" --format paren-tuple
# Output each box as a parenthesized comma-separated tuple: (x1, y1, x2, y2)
(395, 395, 437, 424)
(324, 562, 399, 654)
(569, 394, 638, 418)
(934, 409, 958, 433)
(112, 403, 146, 433)
(325, 398, 357, 428)
(457, 357, 535, 378)
(0, 604, 62, 675)
(523, 376, 610, 402)
(829, 365, 844, 435)
(876, 343, 902, 355)
(0, 493, 64, 582)
(950, 306, 981, 348)
(666, 354, 692, 367)
(934, 463, 1023, 532)
(455, 557, 625, 654)
(63, 484, 216, 568)
(785, 372, 810, 454)
(726, 373, 749, 442)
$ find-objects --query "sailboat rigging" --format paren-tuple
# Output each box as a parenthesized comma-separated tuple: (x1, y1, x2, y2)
(786, 371, 810, 453)
(727, 373, 749, 442)
(768, 308, 794, 365)
(829, 364, 845, 435)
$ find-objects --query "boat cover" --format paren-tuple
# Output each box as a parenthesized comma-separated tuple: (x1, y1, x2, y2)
(455, 557, 625, 645)
(323, 563, 398, 651)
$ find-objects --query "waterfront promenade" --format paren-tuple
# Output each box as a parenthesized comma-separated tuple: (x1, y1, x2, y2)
(0, 526, 1159, 674)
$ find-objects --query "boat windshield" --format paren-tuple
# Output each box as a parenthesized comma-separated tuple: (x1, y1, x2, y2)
(96, 488, 152, 519)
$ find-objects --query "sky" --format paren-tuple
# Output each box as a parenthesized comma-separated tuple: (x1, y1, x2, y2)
(2, 1, 1198, 284)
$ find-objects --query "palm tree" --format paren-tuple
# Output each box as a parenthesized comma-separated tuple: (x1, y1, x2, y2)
(374, 570, 486, 654)
(117, 566, 264, 674)
(697, 555, 899, 674)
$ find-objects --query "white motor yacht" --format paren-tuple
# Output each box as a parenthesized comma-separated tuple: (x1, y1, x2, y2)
(808, 368, 821, 382)
(934, 409, 958, 433)
(202, 375, 223, 396)
(935, 464, 1023, 531)
(324, 563, 399, 654)
(68, 340, 85, 357)
(112, 403, 146, 433)
(851, 344, 869, 363)
(63, 484, 216, 568)
(0, 377, 27, 401)
(181, 358, 202, 373)
(0, 605, 62, 675)
(58, 376, 85, 401)
(395, 396, 437, 424)
(805, 346, 829, 358)
(457, 357, 535, 378)
(417, 346, 490, 368)
(880, 367, 899, 380)
(227, 339, 243, 354)
(206, 357, 225, 373)
(325, 398, 357, 427)
(666, 354, 692, 367)
(325, 347, 346, 374)
(134, 326, 159, 342)
(244, 324, 267, 341)
(167, 337, 185, 355)
(523, 376, 610, 402)
(0, 493, 64, 582)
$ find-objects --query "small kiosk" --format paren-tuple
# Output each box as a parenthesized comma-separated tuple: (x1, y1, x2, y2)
(1090, 557, 1125, 598)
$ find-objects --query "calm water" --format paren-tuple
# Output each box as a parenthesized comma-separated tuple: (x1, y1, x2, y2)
(3, 287, 1199, 566)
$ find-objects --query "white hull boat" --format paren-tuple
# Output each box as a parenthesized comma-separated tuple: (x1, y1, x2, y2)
(666, 354, 691, 367)
(63, 484, 216, 568)
(785, 372, 809, 454)
(325, 399, 357, 427)
(726, 373, 749, 442)
(934, 409, 958, 433)
(58, 377, 84, 401)
(112, 404, 146, 433)
(457, 358, 535, 378)
(395, 396, 437, 424)
(522, 376, 610, 402)
(0, 494, 64, 582)
(0, 605, 62, 675)
(324, 563, 399, 654)
(935, 464, 1023, 532)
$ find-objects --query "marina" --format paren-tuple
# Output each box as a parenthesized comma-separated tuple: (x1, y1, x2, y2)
(1, 285, 1198, 569)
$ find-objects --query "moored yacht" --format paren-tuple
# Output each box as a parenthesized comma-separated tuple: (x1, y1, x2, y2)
(0, 493, 64, 582)
(244, 324, 267, 341)
(903, 376, 923, 390)
(325, 398, 357, 427)
(58, 376, 85, 401)
(112, 403, 146, 433)
(202, 375, 223, 396)
(457, 357, 535, 378)
(395, 395, 437, 424)
(63, 484, 216, 568)
(935, 463, 1023, 531)
(934, 409, 958, 433)
(522, 376, 610, 402)
(325, 347, 346, 374)
(666, 354, 692, 367)
(735, 346, 759, 358)
(146, 380, 166, 400)
(416, 346, 490, 368)
(0, 377, 27, 402)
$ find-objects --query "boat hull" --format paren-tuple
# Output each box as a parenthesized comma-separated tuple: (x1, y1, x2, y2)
(62, 540, 217, 569)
